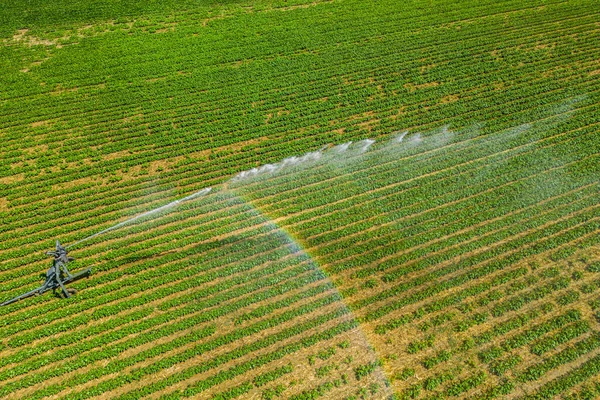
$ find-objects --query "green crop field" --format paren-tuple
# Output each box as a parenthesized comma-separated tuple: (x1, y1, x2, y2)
(0, 0, 599, 399)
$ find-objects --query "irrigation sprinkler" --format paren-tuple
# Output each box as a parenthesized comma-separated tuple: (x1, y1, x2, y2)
(0, 240, 91, 306)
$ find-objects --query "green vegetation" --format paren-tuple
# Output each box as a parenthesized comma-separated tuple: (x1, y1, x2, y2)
(0, 0, 598, 398)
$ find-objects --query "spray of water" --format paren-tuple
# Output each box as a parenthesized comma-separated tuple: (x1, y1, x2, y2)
(232, 150, 325, 182)
(409, 132, 422, 144)
(394, 130, 408, 143)
(359, 138, 376, 153)
(229, 137, 391, 187)
(334, 141, 352, 153)
(66, 187, 212, 249)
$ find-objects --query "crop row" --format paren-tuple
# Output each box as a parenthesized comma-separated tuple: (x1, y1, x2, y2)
(519, 332, 600, 383)
(478, 309, 581, 363)
(523, 352, 600, 399)
(0, 223, 326, 370)
(374, 266, 531, 335)
(529, 320, 591, 356)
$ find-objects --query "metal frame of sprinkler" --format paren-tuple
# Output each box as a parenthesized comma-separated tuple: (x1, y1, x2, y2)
(1, 240, 91, 306)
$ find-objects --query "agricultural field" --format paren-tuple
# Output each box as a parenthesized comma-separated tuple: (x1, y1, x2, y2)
(0, 0, 599, 399)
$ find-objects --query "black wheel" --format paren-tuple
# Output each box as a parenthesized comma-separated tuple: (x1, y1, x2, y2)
(66, 288, 78, 296)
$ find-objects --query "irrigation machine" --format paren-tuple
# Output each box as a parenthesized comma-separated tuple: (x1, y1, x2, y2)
(1, 240, 91, 306)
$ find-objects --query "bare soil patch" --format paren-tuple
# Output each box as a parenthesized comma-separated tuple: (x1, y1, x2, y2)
(0, 174, 24, 185)
(404, 81, 440, 92)
(0, 197, 9, 211)
(30, 120, 52, 128)
(441, 94, 459, 103)
(11, 29, 56, 47)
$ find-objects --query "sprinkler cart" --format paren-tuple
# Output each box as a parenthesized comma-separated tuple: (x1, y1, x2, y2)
(1, 240, 91, 306)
